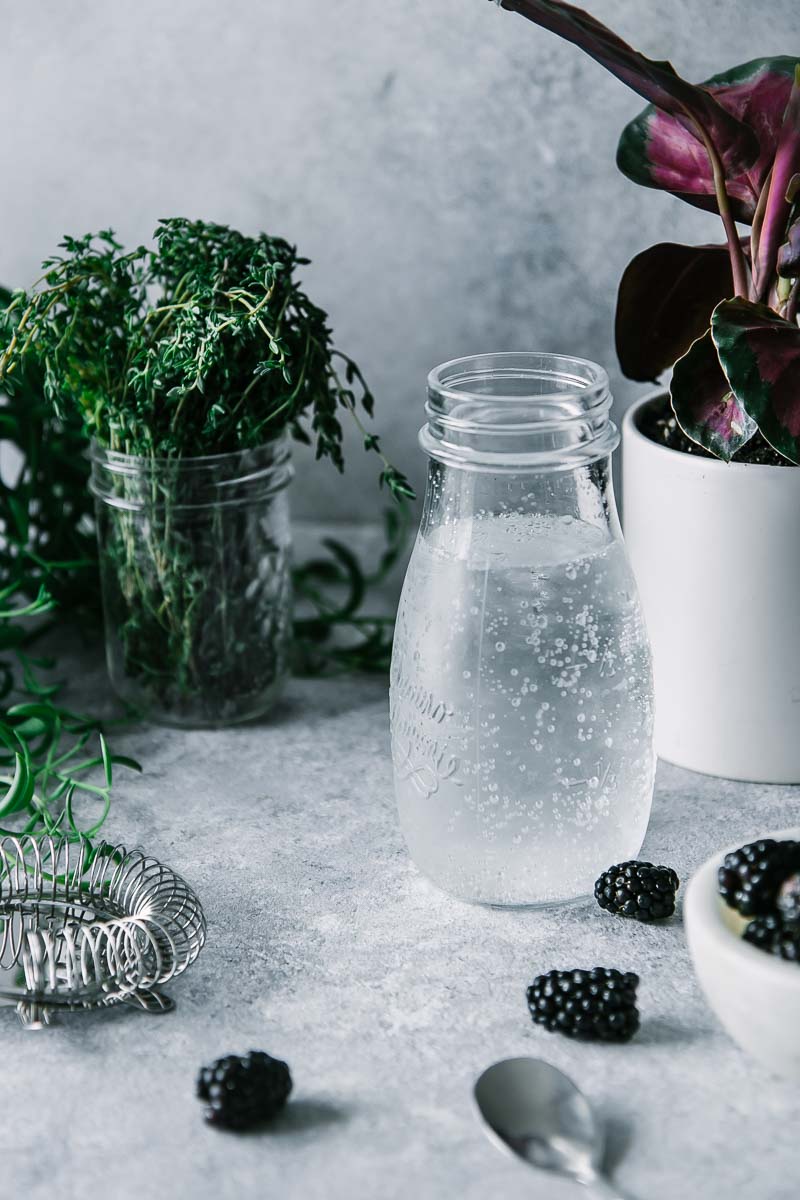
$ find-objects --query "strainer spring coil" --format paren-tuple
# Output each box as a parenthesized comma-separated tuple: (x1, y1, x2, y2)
(0, 835, 206, 1027)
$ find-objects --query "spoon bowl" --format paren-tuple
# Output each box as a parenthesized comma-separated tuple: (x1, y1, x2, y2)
(474, 1057, 626, 1198)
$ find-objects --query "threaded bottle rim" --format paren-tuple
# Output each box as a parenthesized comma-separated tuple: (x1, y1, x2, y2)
(422, 352, 617, 472)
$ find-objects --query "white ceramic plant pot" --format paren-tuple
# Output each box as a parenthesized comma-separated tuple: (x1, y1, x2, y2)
(622, 393, 800, 783)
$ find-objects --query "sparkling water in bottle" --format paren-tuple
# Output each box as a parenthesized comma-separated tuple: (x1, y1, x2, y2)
(390, 353, 655, 906)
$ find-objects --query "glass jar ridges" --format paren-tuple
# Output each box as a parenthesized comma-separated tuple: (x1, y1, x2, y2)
(90, 436, 293, 727)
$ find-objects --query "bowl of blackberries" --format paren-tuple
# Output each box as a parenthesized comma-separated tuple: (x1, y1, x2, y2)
(684, 828, 800, 1079)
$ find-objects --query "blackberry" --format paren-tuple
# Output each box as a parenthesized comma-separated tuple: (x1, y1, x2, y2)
(743, 914, 800, 962)
(527, 968, 640, 1043)
(594, 860, 679, 922)
(718, 839, 800, 916)
(197, 1051, 292, 1130)
(777, 873, 800, 925)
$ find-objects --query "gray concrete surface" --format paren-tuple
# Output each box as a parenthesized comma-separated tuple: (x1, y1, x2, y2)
(3, 0, 800, 518)
(3, 651, 799, 1200)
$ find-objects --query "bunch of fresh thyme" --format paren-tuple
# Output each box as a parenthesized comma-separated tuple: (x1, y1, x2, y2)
(0, 220, 413, 495)
(0, 221, 414, 716)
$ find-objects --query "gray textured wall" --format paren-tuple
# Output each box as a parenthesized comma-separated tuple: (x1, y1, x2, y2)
(3, 0, 799, 518)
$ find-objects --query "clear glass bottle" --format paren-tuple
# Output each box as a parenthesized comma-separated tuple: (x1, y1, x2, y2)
(390, 353, 655, 906)
(90, 437, 293, 727)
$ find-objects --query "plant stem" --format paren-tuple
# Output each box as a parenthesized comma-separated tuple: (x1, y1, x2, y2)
(331, 365, 399, 480)
(696, 125, 749, 299)
(749, 168, 772, 282)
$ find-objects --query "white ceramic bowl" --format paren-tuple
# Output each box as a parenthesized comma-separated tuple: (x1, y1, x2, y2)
(685, 828, 800, 1080)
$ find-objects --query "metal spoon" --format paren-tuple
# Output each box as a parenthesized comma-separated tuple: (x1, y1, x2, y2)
(474, 1057, 629, 1199)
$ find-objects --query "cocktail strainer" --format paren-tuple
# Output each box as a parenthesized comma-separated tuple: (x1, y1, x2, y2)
(0, 835, 206, 1027)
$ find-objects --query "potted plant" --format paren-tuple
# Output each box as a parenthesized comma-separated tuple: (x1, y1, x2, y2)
(0, 220, 412, 727)
(492, 0, 800, 782)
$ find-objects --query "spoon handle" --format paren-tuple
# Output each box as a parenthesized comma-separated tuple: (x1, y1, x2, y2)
(581, 1174, 631, 1200)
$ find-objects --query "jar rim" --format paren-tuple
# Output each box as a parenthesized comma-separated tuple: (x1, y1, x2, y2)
(423, 351, 616, 472)
(427, 352, 610, 407)
(88, 431, 291, 468)
(89, 433, 293, 510)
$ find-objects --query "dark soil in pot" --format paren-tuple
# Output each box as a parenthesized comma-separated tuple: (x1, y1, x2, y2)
(635, 394, 791, 467)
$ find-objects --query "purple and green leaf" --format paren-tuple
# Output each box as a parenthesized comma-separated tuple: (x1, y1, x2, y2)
(617, 58, 799, 222)
(495, 0, 759, 175)
(670, 329, 757, 461)
(753, 67, 800, 298)
(491, 0, 800, 464)
(615, 242, 738, 382)
(711, 297, 800, 464)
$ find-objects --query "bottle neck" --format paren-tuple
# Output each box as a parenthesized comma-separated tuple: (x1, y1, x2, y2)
(420, 456, 621, 546)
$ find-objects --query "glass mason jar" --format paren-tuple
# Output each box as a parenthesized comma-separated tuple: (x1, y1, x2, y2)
(390, 353, 655, 906)
(90, 437, 293, 727)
